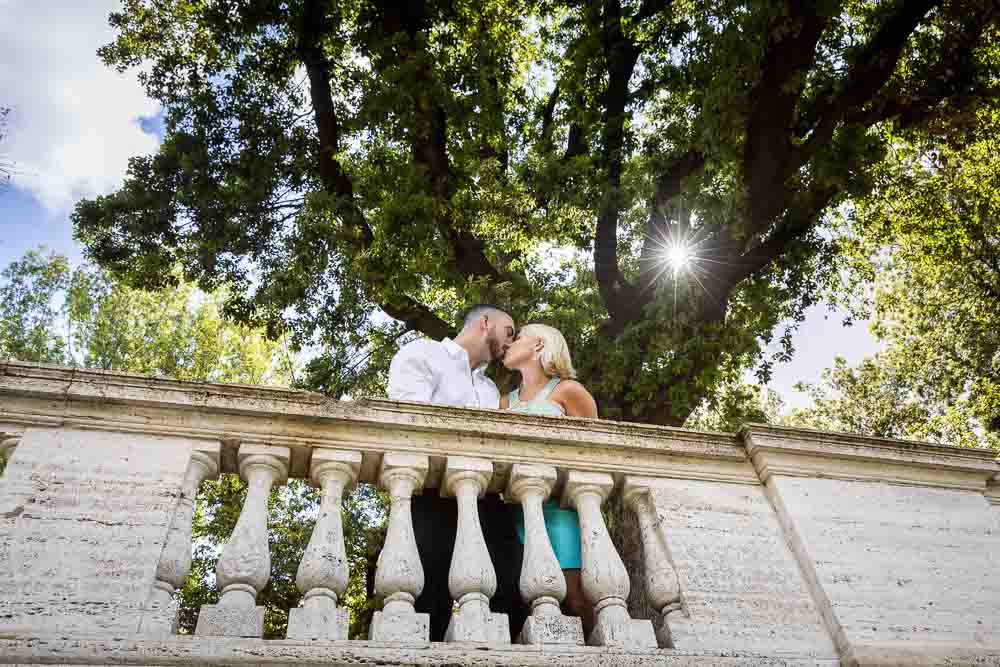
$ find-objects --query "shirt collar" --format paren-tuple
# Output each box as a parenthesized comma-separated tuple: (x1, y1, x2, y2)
(442, 338, 489, 374)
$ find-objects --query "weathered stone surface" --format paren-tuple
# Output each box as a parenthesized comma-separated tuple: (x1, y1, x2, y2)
(622, 478, 682, 648)
(445, 601, 510, 643)
(286, 605, 349, 641)
(0, 635, 847, 666)
(744, 424, 998, 491)
(590, 613, 659, 650)
(2, 363, 999, 666)
(287, 450, 361, 641)
(139, 445, 220, 637)
(566, 471, 657, 650)
(370, 609, 431, 642)
(517, 613, 585, 645)
(507, 463, 583, 645)
(196, 444, 289, 639)
(443, 457, 509, 644)
(193, 604, 265, 638)
(0, 428, 192, 635)
(371, 453, 429, 642)
(767, 476, 1000, 650)
(643, 478, 837, 658)
(0, 360, 752, 485)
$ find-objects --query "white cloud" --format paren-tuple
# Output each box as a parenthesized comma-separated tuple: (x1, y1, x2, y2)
(0, 0, 160, 213)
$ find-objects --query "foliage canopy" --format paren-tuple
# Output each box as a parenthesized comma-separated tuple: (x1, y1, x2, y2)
(73, 0, 1000, 424)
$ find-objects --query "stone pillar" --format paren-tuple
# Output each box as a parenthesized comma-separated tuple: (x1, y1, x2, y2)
(565, 470, 656, 648)
(369, 452, 430, 642)
(196, 443, 289, 638)
(287, 449, 362, 640)
(623, 478, 682, 648)
(0, 435, 19, 476)
(140, 442, 221, 636)
(443, 456, 509, 643)
(506, 463, 584, 645)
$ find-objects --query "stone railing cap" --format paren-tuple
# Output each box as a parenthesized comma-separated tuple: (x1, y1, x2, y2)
(742, 423, 1000, 491)
(743, 422, 999, 465)
(0, 360, 743, 461)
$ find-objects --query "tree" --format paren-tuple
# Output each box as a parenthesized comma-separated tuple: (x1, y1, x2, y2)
(0, 249, 296, 384)
(785, 355, 985, 447)
(0, 250, 70, 363)
(684, 380, 784, 432)
(825, 108, 1000, 449)
(72, 0, 1000, 425)
(0, 250, 387, 638)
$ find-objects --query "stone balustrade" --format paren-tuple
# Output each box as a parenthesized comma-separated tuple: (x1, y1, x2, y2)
(1, 360, 999, 667)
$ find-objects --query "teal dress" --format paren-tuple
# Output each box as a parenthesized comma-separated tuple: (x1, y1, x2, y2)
(508, 377, 583, 569)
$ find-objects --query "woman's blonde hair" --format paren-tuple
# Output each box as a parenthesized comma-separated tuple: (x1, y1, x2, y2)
(519, 323, 577, 380)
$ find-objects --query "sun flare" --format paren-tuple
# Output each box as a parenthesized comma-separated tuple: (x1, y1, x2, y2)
(666, 244, 690, 271)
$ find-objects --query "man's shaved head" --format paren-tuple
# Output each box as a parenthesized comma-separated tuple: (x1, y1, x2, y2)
(461, 304, 512, 330)
(460, 304, 516, 364)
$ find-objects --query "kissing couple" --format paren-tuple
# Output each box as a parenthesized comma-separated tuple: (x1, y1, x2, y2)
(387, 304, 598, 642)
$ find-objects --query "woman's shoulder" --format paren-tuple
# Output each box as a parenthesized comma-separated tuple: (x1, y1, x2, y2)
(551, 379, 590, 396)
(551, 379, 598, 418)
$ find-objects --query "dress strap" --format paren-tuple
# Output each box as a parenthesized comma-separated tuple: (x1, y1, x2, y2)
(537, 377, 561, 401)
(508, 388, 520, 404)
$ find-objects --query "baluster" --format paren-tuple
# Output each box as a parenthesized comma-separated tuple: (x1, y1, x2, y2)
(140, 442, 220, 636)
(1, 435, 19, 476)
(565, 470, 657, 648)
(287, 449, 362, 640)
(506, 463, 584, 645)
(444, 456, 509, 643)
(624, 477, 683, 648)
(369, 452, 430, 641)
(196, 443, 289, 638)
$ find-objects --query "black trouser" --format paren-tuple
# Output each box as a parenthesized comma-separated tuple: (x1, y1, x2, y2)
(411, 490, 528, 642)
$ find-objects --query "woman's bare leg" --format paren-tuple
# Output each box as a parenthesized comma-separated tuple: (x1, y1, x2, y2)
(562, 569, 595, 637)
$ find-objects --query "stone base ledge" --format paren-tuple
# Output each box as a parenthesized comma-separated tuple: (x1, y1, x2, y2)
(194, 604, 265, 638)
(0, 636, 842, 666)
(287, 606, 349, 641)
(844, 640, 1000, 667)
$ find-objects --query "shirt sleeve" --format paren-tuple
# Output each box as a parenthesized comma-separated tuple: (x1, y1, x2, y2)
(388, 341, 438, 402)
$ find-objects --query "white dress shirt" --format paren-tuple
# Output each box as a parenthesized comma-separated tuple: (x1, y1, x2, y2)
(387, 337, 500, 409)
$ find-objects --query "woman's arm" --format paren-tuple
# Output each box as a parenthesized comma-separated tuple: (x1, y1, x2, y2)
(500, 393, 509, 409)
(554, 381, 598, 418)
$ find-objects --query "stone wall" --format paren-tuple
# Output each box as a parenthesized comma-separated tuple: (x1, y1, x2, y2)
(0, 427, 199, 635)
(0, 361, 998, 667)
(649, 479, 836, 658)
(769, 478, 1000, 652)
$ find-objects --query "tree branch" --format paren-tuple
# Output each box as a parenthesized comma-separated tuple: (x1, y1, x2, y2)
(594, 0, 646, 322)
(847, 9, 996, 132)
(384, 5, 510, 285)
(593, 0, 685, 330)
(540, 83, 560, 152)
(298, 0, 451, 339)
(744, 1, 838, 232)
(799, 0, 942, 156)
(638, 149, 706, 271)
(729, 184, 839, 284)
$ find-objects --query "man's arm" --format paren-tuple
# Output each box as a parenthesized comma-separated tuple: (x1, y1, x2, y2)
(387, 342, 438, 402)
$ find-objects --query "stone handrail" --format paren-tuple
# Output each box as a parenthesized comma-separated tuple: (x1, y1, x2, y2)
(1, 360, 998, 667)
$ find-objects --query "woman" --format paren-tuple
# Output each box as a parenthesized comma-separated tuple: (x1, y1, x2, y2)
(500, 323, 598, 635)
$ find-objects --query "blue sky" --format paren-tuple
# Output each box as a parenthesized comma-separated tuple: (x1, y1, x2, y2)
(0, 1, 882, 408)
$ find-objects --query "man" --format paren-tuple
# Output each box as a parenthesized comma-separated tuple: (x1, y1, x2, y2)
(387, 304, 527, 642)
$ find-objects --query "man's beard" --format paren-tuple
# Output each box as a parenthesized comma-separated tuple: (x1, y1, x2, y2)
(486, 329, 504, 362)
